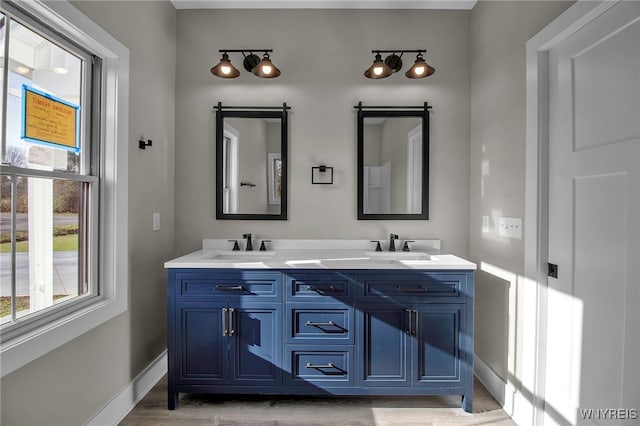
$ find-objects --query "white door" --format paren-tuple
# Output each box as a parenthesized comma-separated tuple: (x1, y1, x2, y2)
(406, 124, 422, 214)
(545, 2, 639, 425)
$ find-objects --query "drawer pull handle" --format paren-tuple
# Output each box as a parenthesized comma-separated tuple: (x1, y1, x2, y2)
(397, 285, 427, 292)
(307, 285, 336, 293)
(306, 320, 335, 327)
(215, 285, 245, 291)
(305, 362, 334, 369)
(305, 362, 347, 375)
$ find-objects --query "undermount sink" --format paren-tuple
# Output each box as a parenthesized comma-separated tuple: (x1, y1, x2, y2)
(206, 251, 276, 261)
(365, 251, 430, 261)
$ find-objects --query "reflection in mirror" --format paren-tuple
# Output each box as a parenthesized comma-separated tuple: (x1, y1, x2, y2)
(216, 104, 288, 220)
(357, 104, 430, 220)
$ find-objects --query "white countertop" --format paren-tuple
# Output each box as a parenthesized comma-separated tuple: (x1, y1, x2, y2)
(164, 239, 476, 270)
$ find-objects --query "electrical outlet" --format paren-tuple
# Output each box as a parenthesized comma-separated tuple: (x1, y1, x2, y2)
(499, 217, 522, 239)
(482, 216, 490, 233)
(153, 213, 160, 231)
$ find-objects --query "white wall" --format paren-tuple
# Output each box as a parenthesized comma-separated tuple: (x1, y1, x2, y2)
(175, 9, 471, 256)
(469, 0, 573, 411)
(0, 2, 176, 425)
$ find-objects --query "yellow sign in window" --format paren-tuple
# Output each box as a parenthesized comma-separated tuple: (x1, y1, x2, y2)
(22, 86, 79, 151)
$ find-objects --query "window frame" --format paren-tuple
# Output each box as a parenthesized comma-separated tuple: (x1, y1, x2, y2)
(1, 3, 98, 336)
(0, 0, 129, 377)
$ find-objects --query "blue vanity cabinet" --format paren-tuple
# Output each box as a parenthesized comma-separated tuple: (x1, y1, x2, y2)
(167, 269, 283, 410)
(227, 303, 282, 386)
(167, 268, 473, 412)
(414, 304, 466, 387)
(359, 303, 412, 386)
(284, 272, 357, 388)
(175, 302, 228, 385)
(357, 271, 474, 412)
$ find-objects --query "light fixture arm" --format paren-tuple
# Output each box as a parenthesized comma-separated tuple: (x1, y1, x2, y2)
(371, 49, 426, 55)
(220, 49, 273, 54)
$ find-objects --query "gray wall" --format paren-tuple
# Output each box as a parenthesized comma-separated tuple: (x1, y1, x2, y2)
(175, 9, 471, 256)
(0, 1, 176, 425)
(469, 1, 573, 382)
(0, 2, 583, 424)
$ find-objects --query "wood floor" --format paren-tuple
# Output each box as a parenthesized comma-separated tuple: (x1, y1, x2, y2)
(119, 376, 515, 425)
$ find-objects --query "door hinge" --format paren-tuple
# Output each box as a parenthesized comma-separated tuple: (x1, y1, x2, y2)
(548, 263, 558, 279)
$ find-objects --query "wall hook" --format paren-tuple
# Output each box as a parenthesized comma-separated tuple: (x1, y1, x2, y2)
(139, 139, 152, 149)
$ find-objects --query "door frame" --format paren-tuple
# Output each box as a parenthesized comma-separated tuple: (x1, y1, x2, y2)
(524, 1, 620, 424)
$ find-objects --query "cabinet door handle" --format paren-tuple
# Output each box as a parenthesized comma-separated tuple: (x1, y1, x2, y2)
(215, 285, 245, 291)
(406, 308, 412, 334)
(228, 308, 235, 336)
(222, 308, 228, 336)
(397, 285, 427, 292)
(412, 309, 418, 336)
(305, 362, 335, 369)
(306, 320, 335, 327)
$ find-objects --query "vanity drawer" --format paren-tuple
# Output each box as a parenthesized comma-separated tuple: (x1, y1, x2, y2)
(358, 272, 466, 300)
(287, 305, 354, 345)
(175, 270, 281, 300)
(286, 272, 356, 301)
(285, 347, 354, 387)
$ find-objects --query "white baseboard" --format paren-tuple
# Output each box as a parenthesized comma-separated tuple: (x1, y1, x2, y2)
(474, 353, 535, 425)
(86, 350, 167, 426)
(474, 353, 507, 406)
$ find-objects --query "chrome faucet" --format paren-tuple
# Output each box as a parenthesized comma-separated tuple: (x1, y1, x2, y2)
(388, 234, 399, 251)
(243, 233, 253, 251)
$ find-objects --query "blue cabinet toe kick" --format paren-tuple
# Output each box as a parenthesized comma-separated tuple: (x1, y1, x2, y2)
(167, 269, 474, 413)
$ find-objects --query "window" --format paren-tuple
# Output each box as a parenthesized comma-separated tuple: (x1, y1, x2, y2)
(0, 0, 129, 376)
(1, 6, 97, 333)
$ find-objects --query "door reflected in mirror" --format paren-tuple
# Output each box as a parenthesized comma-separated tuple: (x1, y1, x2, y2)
(216, 105, 288, 220)
(357, 106, 429, 220)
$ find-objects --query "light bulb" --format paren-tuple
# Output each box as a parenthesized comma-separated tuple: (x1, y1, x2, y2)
(414, 66, 425, 75)
(14, 65, 30, 75)
(262, 64, 272, 75)
(221, 65, 231, 75)
(373, 66, 384, 76)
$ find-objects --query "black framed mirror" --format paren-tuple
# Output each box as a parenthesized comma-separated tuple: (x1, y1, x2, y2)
(215, 102, 289, 220)
(356, 102, 430, 220)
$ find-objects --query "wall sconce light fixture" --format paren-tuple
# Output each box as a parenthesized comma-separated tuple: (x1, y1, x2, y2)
(211, 49, 281, 79)
(364, 50, 435, 79)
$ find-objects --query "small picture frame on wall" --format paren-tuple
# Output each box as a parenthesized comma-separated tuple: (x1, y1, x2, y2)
(268, 152, 282, 205)
(312, 165, 334, 184)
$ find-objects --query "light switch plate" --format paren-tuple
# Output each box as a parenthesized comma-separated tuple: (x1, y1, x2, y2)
(153, 213, 160, 231)
(499, 217, 522, 239)
(482, 216, 490, 233)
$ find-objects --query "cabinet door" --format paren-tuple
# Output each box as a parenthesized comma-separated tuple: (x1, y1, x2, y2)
(413, 304, 465, 386)
(359, 304, 411, 387)
(176, 302, 228, 384)
(228, 303, 282, 386)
